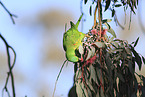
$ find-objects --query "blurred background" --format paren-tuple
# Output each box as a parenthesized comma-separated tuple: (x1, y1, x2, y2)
(0, 0, 145, 97)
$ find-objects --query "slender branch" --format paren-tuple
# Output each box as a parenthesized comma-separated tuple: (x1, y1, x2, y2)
(128, 11, 132, 30)
(0, 33, 16, 97)
(52, 60, 67, 97)
(0, 1, 17, 24)
(93, 5, 97, 29)
(114, 13, 124, 30)
(101, 4, 124, 29)
(2, 72, 11, 97)
(98, 0, 102, 38)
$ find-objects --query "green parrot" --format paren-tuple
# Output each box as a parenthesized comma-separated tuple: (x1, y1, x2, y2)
(63, 14, 85, 62)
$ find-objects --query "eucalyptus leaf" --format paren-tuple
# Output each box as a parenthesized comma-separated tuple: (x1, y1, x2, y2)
(143, 76, 145, 86)
(128, 61, 133, 75)
(115, 4, 122, 7)
(131, 93, 137, 97)
(76, 80, 83, 97)
(84, 87, 89, 97)
(87, 79, 95, 93)
(117, 73, 125, 82)
(90, 65, 98, 85)
(141, 86, 145, 97)
(111, 41, 119, 48)
(102, 19, 112, 24)
(129, 3, 136, 14)
(131, 47, 142, 70)
(84, 0, 88, 4)
(100, 87, 105, 97)
(105, 0, 111, 11)
(105, 23, 116, 38)
(134, 75, 138, 95)
(134, 37, 139, 47)
(109, 36, 115, 42)
(142, 56, 145, 64)
(75, 69, 82, 81)
(89, 5, 92, 16)
(79, 44, 84, 55)
(86, 46, 95, 60)
(93, 42, 106, 48)
(112, 9, 115, 17)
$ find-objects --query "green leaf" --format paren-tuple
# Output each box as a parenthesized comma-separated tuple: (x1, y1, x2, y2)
(102, 19, 112, 24)
(84, 87, 89, 97)
(74, 63, 77, 73)
(134, 75, 138, 94)
(131, 47, 142, 70)
(141, 86, 145, 97)
(84, 0, 88, 4)
(128, 61, 134, 75)
(143, 76, 145, 86)
(111, 41, 119, 48)
(90, 65, 98, 85)
(76, 80, 83, 97)
(79, 44, 84, 55)
(100, 87, 105, 97)
(115, 4, 122, 7)
(137, 0, 138, 5)
(86, 46, 95, 60)
(89, 5, 92, 16)
(93, 42, 106, 48)
(134, 37, 139, 47)
(129, 3, 136, 14)
(105, 23, 116, 38)
(117, 72, 125, 82)
(75, 69, 82, 81)
(112, 9, 115, 17)
(105, 0, 111, 11)
(142, 56, 145, 64)
(109, 36, 115, 42)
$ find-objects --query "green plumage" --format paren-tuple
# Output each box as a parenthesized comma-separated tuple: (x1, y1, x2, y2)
(63, 14, 85, 62)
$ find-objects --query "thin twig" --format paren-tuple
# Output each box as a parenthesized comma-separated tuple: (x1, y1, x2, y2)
(0, 1, 17, 24)
(101, 4, 125, 30)
(114, 13, 124, 30)
(128, 11, 132, 30)
(93, 5, 97, 29)
(52, 60, 67, 97)
(0, 33, 16, 97)
(98, 0, 102, 38)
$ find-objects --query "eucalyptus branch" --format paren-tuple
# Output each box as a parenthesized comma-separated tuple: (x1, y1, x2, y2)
(0, 1, 17, 24)
(0, 34, 16, 97)
(93, 5, 97, 29)
(97, 0, 102, 38)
